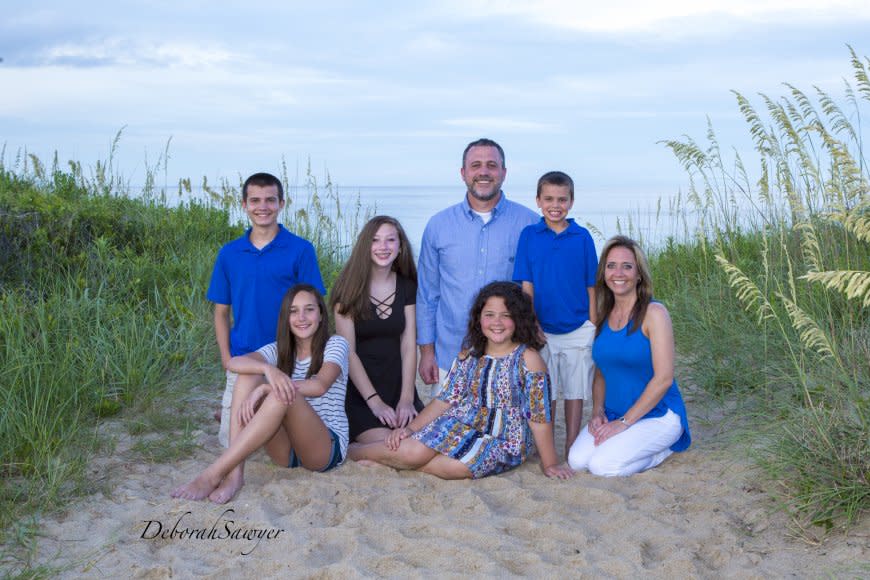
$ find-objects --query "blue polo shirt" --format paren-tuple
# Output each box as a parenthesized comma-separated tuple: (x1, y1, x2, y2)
(513, 218, 598, 334)
(207, 225, 326, 356)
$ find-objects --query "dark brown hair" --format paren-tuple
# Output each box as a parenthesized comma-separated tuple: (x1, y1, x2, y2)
(242, 172, 284, 202)
(462, 138, 505, 168)
(595, 236, 654, 337)
(330, 216, 417, 320)
(536, 170, 574, 200)
(463, 281, 544, 357)
(276, 284, 329, 378)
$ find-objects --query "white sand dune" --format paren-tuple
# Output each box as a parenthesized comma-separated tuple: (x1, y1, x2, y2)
(27, 389, 869, 578)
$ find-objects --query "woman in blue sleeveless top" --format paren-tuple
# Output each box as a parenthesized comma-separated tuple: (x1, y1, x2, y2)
(567, 236, 690, 476)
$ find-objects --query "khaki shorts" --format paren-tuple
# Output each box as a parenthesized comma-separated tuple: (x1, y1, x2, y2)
(218, 370, 238, 448)
(541, 321, 596, 402)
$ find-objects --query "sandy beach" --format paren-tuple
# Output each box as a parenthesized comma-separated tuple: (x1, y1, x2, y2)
(23, 384, 869, 579)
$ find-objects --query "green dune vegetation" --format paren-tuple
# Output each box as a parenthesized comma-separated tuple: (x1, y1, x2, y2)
(0, 50, 867, 564)
(651, 47, 869, 537)
(0, 147, 367, 561)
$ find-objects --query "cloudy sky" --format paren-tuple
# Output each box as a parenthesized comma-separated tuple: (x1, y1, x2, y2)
(2, 1, 868, 197)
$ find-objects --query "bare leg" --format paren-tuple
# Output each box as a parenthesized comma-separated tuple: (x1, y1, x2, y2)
(564, 399, 583, 459)
(354, 427, 392, 444)
(171, 392, 289, 500)
(209, 374, 262, 503)
(348, 437, 438, 470)
(349, 438, 471, 479)
(264, 394, 334, 471)
(419, 453, 472, 480)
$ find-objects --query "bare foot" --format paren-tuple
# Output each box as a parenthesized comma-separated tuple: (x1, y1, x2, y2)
(171, 471, 222, 500)
(209, 470, 244, 504)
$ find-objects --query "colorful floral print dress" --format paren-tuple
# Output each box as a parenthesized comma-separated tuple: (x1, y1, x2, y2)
(412, 344, 551, 478)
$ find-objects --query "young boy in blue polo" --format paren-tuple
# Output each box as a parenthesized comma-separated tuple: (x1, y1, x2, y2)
(208, 172, 325, 447)
(513, 171, 598, 459)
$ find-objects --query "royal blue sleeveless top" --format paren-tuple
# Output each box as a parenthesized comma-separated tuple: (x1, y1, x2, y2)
(592, 320, 691, 452)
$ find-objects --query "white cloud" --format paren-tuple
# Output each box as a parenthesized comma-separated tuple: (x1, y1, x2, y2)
(42, 37, 239, 68)
(405, 33, 458, 56)
(0, 60, 358, 121)
(442, 118, 556, 132)
(449, 0, 870, 34)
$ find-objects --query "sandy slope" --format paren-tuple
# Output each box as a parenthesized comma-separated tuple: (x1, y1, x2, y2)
(24, 388, 869, 579)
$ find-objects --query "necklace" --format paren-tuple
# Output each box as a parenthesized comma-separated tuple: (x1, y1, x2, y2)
(610, 308, 632, 329)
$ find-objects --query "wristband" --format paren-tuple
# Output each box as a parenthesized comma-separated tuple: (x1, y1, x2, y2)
(366, 392, 378, 401)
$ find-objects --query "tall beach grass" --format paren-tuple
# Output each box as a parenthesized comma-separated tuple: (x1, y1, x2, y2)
(0, 147, 367, 567)
(646, 47, 869, 538)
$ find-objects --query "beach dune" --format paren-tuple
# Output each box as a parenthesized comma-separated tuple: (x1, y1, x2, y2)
(27, 390, 869, 579)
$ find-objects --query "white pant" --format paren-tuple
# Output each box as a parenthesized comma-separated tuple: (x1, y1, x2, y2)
(568, 409, 682, 476)
(218, 370, 238, 448)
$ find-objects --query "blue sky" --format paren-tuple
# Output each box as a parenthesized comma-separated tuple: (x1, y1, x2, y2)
(2, 1, 869, 198)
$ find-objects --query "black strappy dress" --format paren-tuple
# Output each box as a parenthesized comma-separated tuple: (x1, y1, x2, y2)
(345, 275, 424, 439)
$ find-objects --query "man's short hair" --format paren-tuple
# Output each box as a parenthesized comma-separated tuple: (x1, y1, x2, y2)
(462, 138, 506, 168)
(537, 171, 574, 200)
(242, 172, 284, 202)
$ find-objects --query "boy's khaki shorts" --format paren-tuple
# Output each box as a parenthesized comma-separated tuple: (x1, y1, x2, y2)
(218, 370, 238, 448)
(541, 321, 596, 402)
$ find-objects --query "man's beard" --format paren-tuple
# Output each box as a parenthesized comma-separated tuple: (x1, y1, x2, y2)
(467, 180, 502, 202)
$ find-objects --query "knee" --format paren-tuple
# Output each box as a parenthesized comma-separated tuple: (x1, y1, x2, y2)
(587, 453, 630, 477)
(399, 440, 435, 468)
(262, 393, 290, 411)
(567, 431, 593, 470)
(567, 445, 586, 471)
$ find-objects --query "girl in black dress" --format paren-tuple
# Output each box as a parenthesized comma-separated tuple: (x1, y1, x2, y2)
(331, 216, 424, 443)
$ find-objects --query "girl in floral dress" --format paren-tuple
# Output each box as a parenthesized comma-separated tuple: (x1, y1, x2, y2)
(348, 281, 573, 480)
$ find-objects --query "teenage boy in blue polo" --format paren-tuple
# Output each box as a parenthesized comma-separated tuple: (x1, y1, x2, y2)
(208, 172, 325, 447)
(513, 171, 598, 459)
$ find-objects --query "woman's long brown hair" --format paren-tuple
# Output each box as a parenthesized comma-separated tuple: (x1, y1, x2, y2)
(594, 235, 654, 337)
(330, 215, 417, 320)
(276, 284, 329, 378)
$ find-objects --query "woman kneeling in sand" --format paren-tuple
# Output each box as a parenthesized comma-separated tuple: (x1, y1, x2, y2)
(172, 285, 349, 503)
(567, 236, 691, 476)
(349, 282, 573, 480)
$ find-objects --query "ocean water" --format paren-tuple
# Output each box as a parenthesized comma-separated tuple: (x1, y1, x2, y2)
(331, 185, 683, 256)
(162, 183, 688, 257)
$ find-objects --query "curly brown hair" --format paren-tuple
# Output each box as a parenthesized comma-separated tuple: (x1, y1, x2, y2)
(462, 281, 544, 357)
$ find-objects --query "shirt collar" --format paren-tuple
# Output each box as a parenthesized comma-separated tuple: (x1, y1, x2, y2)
(461, 190, 507, 219)
(242, 224, 288, 251)
(534, 217, 580, 235)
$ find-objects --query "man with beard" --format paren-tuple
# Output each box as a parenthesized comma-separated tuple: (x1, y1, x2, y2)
(416, 138, 537, 393)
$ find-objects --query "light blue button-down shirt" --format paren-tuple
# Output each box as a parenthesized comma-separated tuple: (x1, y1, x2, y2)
(416, 193, 538, 369)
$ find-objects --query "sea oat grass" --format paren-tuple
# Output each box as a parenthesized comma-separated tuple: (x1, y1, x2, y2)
(657, 47, 870, 536)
